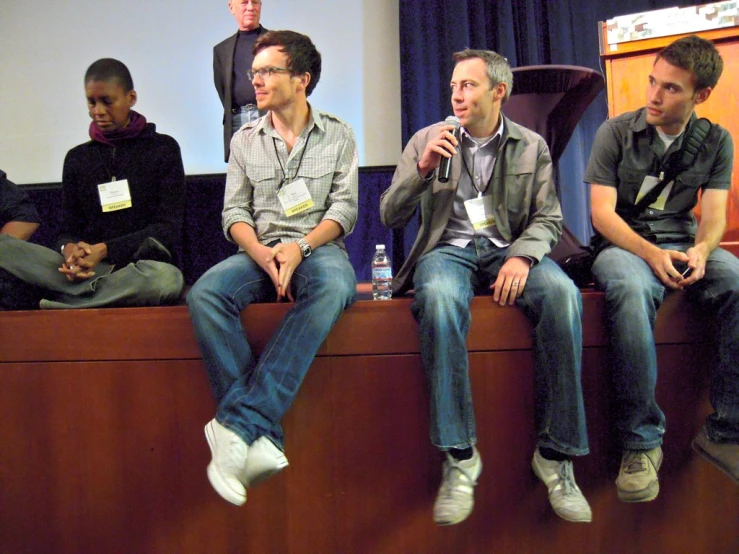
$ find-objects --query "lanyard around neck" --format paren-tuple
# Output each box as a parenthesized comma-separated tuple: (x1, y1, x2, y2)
(272, 126, 315, 189)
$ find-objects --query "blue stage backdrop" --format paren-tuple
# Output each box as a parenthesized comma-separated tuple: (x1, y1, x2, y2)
(26, 168, 397, 285)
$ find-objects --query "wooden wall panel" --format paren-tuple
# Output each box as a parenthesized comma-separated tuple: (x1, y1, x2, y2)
(1, 346, 737, 553)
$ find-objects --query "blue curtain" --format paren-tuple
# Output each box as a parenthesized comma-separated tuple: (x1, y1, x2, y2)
(398, 0, 703, 244)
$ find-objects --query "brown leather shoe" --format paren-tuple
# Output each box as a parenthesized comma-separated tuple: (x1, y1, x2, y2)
(692, 427, 739, 484)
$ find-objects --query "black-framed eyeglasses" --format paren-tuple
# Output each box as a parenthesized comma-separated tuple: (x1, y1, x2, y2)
(247, 66, 291, 80)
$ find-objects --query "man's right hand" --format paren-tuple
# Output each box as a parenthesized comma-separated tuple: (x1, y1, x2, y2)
(643, 246, 690, 289)
(417, 124, 459, 178)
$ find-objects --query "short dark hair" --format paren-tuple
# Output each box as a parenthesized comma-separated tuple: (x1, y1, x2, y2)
(453, 49, 513, 103)
(84, 58, 134, 92)
(655, 35, 723, 91)
(253, 30, 322, 96)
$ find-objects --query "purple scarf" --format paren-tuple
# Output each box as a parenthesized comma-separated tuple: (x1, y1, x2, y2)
(89, 110, 148, 146)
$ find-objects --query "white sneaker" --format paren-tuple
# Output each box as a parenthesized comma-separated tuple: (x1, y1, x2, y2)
(532, 448, 592, 522)
(204, 419, 249, 506)
(433, 447, 482, 526)
(243, 436, 289, 487)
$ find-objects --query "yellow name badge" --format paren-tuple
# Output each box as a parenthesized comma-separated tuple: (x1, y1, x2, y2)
(98, 179, 132, 213)
(464, 195, 496, 230)
(277, 178, 314, 217)
(635, 175, 673, 211)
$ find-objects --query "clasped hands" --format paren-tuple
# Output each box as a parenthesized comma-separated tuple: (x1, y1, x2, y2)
(59, 241, 107, 281)
(248, 241, 303, 301)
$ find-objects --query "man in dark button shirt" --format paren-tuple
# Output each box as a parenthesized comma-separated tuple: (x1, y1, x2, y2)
(585, 35, 739, 499)
(214, 0, 268, 162)
(0, 170, 40, 240)
(0, 170, 42, 309)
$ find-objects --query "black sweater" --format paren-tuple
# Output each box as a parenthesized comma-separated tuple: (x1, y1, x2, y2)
(55, 123, 185, 266)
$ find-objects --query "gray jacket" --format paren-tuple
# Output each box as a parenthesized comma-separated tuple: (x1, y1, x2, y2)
(380, 115, 562, 295)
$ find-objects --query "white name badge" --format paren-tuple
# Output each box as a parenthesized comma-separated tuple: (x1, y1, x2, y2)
(464, 195, 496, 230)
(98, 179, 132, 213)
(277, 178, 314, 217)
(635, 175, 673, 211)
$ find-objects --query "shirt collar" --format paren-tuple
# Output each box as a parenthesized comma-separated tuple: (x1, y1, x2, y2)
(460, 116, 505, 149)
(257, 103, 324, 138)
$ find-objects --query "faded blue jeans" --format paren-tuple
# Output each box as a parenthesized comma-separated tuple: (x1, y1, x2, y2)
(187, 244, 356, 448)
(593, 244, 739, 448)
(411, 239, 589, 456)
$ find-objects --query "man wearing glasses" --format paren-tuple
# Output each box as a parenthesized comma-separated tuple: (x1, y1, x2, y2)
(188, 30, 359, 507)
(214, 0, 268, 162)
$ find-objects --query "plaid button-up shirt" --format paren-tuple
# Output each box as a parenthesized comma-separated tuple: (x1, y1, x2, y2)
(223, 106, 359, 250)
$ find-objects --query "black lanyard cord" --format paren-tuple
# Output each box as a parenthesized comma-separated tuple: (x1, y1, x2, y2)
(273, 126, 315, 189)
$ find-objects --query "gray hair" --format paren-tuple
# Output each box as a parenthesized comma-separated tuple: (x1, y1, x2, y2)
(453, 49, 513, 103)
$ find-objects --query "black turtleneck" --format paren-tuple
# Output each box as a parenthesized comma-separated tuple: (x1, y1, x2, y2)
(232, 26, 264, 109)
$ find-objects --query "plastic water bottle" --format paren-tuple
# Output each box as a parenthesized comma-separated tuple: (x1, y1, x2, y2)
(371, 244, 392, 300)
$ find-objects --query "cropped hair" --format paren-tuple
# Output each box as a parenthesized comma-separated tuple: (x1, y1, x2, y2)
(453, 49, 513, 103)
(84, 58, 134, 92)
(254, 30, 322, 96)
(655, 35, 723, 91)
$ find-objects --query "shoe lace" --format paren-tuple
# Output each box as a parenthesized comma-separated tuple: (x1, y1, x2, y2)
(558, 460, 576, 496)
(224, 435, 248, 475)
(439, 459, 477, 496)
(622, 451, 647, 475)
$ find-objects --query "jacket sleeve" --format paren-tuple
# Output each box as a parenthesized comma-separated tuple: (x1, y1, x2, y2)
(506, 138, 562, 262)
(380, 128, 435, 230)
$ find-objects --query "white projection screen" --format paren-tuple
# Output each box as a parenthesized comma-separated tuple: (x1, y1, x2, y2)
(0, 0, 401, 184)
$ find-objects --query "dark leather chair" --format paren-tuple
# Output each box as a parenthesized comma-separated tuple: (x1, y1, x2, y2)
(503, 64, 605, 173)
(503, 65, 605, 283)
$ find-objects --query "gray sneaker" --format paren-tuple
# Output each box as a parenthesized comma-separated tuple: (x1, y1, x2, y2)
(532, 449, 592, 522)
(204, 419, 249, 506)
(692, 427, 739, 484)
(616, 446, 663, 502)
(433, 448, 482, 526)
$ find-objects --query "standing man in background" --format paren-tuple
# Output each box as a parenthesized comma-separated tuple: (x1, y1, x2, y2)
(214, 0, 268, 162)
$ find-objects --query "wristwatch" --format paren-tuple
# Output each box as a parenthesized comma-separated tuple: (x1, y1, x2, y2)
(297, 238, 312, 258)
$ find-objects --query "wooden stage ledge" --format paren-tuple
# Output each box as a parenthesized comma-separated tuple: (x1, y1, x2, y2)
(0, 288, 737, 554)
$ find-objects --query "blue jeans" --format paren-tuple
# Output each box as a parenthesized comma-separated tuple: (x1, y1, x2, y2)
(593, 244, 739, 448)
(411, 238, 588, 456)
(187, 244, 357, 448)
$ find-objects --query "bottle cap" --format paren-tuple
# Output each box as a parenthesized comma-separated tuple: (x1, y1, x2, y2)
(375, 244, 385, 249)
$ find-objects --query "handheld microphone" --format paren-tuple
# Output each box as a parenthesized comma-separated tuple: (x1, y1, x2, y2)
(438, 116, 460, 183)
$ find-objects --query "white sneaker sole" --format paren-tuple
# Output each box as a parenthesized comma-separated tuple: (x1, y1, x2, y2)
(205, 422, 247, 506)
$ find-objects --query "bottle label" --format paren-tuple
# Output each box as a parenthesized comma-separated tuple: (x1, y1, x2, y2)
(372, 268, 392, 280)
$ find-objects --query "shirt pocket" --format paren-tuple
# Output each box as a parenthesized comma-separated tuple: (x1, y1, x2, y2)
(675, 172, 705, 191)
(295, 157, 335, 207)
(248, 164, 280, 207)
(617, 167, 647, 204)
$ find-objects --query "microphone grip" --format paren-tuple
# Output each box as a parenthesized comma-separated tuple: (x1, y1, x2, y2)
(438, 149, 453, 183)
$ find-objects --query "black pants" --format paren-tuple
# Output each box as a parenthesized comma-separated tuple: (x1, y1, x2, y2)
(0, 268, 43, 310)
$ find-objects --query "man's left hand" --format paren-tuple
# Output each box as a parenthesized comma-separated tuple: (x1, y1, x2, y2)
(491, 256, 531, 305)
(678, 244, 709, 287)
